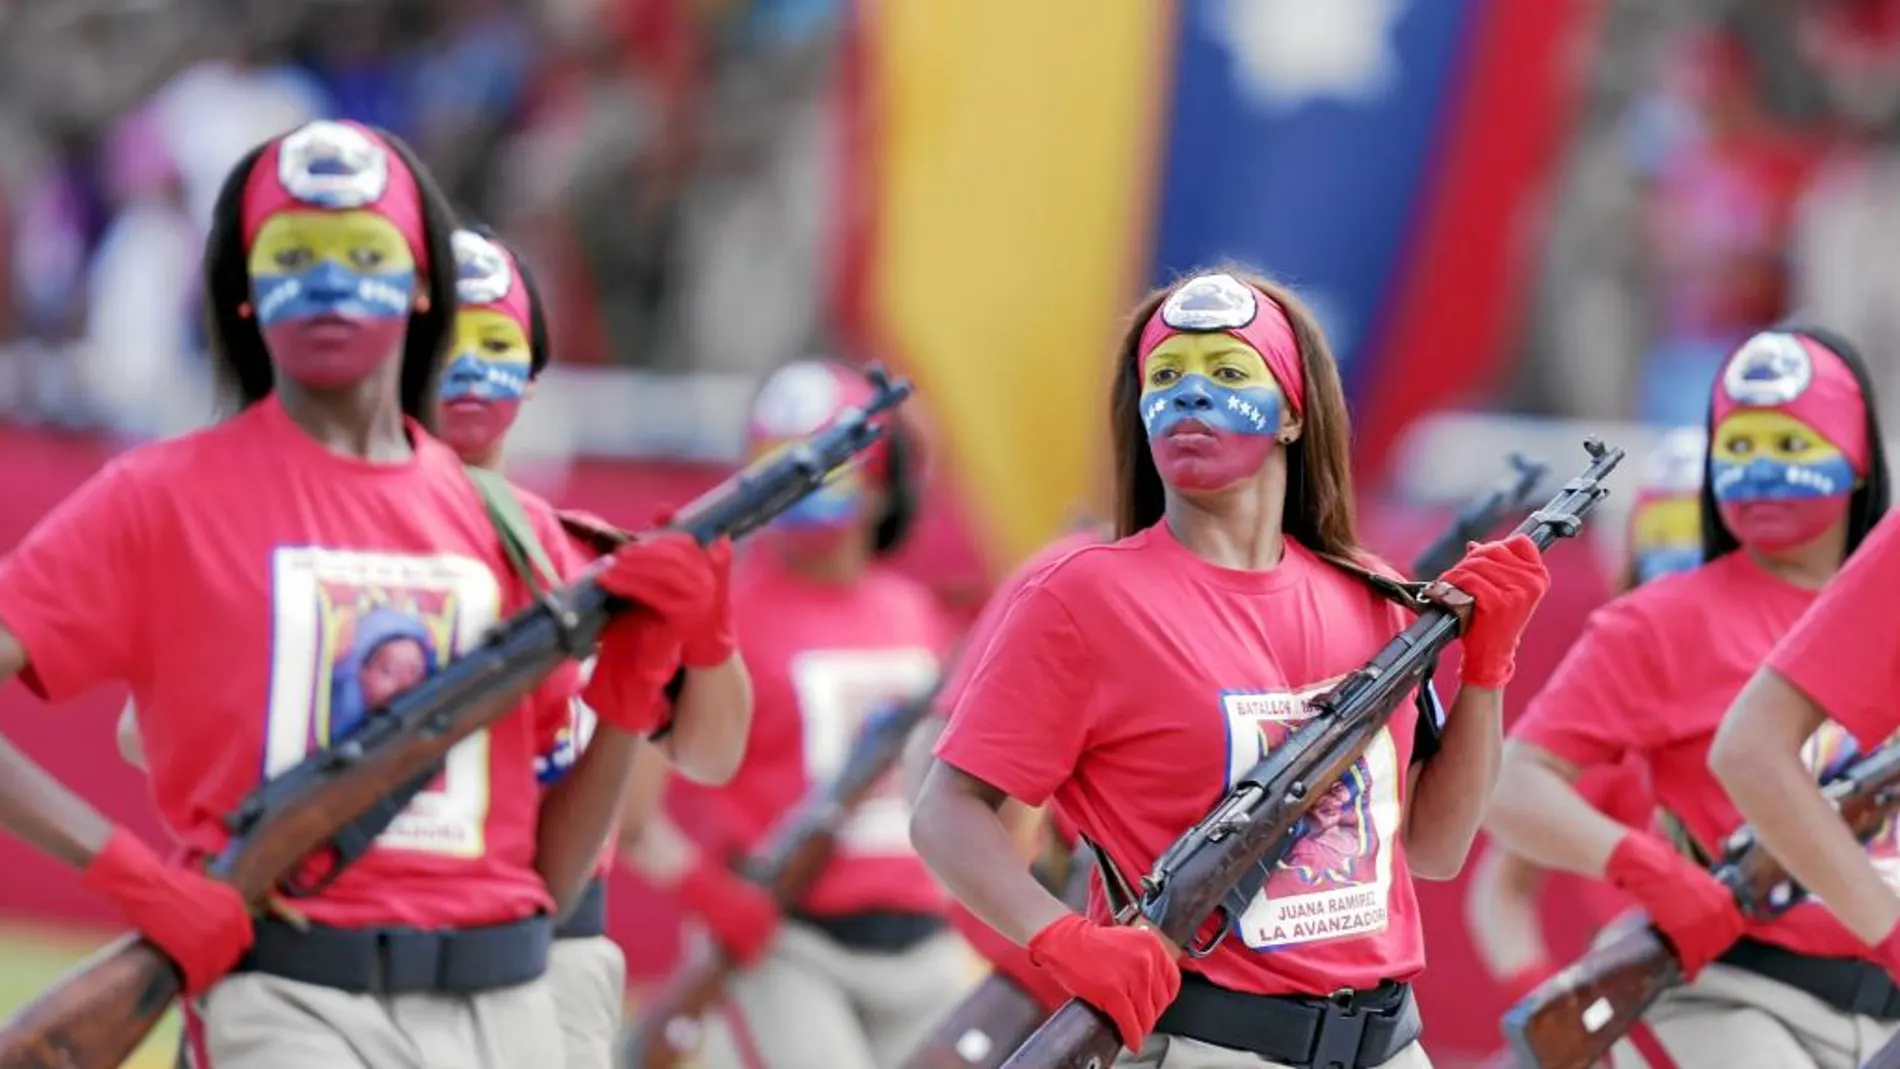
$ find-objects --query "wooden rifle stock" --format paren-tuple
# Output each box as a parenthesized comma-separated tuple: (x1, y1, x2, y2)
(1001, 440, 1623, 1069)
(622, 675, 946, 1069)
(1503, 725, 1900, 1068)
(0, 369, 914, 1069)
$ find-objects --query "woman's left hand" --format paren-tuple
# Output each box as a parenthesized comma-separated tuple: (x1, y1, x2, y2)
(1437, 534, 1549, 688)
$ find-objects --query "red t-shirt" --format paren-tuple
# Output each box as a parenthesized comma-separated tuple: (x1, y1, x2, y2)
(0, 397, 582, 929)
(937, 524, 1424, 997)
(1770, 514, 1900, 750)
(685, 549, 951, 916)
(1512, 550, 1894, 958)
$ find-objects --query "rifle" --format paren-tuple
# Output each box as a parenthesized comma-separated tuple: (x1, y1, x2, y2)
(1502, 736, 1900, 1069)
(895, 452, 1551, 1069)
(1410, 453, 1548, 581)
(620, 677, 948, 1069)
(0, 367, 914, 1069)
(1000, 438, 1623, 1069)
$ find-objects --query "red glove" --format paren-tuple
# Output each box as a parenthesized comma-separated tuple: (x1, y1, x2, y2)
(950, 904, 1069, 1012)
(1440, 534, 1550, 688)
(679, 538, 735, 668)
(678, 854, 780, 965)
(583, 611, 682, 735)
(596, 527, 723, 637)
(1871, 918, 1900, 985)
(1499, 959, 1556, 1005)
(82, 827, 254, 996)
(1605, 833, 1744, 979)
(1026, 914, 1179, 1051)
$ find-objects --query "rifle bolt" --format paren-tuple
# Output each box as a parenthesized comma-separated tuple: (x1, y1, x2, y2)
(323, 741, 363, 770)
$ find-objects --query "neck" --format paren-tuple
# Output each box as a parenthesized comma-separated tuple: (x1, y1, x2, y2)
(275, 373, 411, 463)
(461, 442, 504, 472)
(1162, 467, 1288, 570)
(776, 532, 871, 586)
(1749, 521, 1850, 590)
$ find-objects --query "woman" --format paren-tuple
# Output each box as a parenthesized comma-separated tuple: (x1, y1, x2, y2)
(911, 269, 1549, 1068)
(0, 120, 724, 1069)
(1487, 326, 1897, 1068)
(625, 357, 968, 1069)
(1464, 426, 1706, 1005)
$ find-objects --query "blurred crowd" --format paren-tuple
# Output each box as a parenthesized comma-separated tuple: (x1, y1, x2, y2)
(6, 0, 1900, 444)
(0, 0, 844, 437)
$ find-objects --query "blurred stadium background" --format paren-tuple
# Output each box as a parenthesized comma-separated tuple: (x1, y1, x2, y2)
(5, 0, 1900, 1064)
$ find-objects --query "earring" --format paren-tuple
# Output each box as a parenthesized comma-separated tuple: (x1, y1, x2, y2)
(414, 294, 431, 313)
(237, 301, 253, 319)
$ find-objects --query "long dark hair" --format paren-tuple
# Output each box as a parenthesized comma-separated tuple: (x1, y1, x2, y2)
(458, 221, 552, 378)
(1110, 266, 1361, 558)
(203, 125, 459, 426)
(1699, 323, 1891, 563)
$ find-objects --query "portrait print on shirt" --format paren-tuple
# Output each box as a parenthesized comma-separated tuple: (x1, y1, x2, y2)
(264, 546, 503, 858)
(1220, 681, 1402, 950)
(789, 646, 940, 857)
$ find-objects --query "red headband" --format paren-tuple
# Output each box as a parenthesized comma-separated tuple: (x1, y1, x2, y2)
(1137, 273, 1305, 415)
(451, 229, 531, 334)
(240, 120, 428, 273)
(1711, 332, 1869, 474)
(747, 360, 892, 478)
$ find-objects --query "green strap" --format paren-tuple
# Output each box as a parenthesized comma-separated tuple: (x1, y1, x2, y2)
(465, 465, 561, 595)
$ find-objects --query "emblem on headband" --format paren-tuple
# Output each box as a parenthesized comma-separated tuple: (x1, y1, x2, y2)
(1642, 426, 1708, 496)
(753, 361, 841, 437)
(452, 230, 514, 305)
(276, 121, 390, 209)
(1723, 332, 1814, 407)
(1160, 273, 1259, 332)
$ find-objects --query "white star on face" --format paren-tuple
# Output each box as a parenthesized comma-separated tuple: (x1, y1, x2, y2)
(1205, 0, 1410, 112)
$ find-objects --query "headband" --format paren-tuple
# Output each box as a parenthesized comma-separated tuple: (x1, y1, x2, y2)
(240, 120, 429, 273)
(1633, 426, 1707, 509)
(1137, 273, 1305, 415)
(747, 360, 891, 478)
(451, 229, 532, 334)
(1711, 331, 1870, 474)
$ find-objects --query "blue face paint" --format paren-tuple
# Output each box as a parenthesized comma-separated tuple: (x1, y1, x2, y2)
(774, 477, 863, 529)
(1709, 455, 1857, 503)
(1140, 375, 1282, 441)
(439, 353, 531, 404)
(251, 260, 416, 327)
(1634, 546, 1701, 585)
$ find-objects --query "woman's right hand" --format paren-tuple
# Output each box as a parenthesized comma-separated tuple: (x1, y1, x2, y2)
(1026, 913, 1180, 1051)
(82, 827, 253, 995)
(677, 853, 781, 965)
(1604, 832, 1744, 978)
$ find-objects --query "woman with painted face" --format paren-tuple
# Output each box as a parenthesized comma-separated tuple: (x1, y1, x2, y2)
(909, 269, 1550, 1069)
(1464, 427, 1705, 1044)
(435, 224, 753, 1069)
(624, 358, 967, 1069)
(0, 121, 726, 1069)
(1487, 327, 1897, 1068)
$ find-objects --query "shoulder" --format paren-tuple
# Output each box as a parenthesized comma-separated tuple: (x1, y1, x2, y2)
(861, 565, 952, 624)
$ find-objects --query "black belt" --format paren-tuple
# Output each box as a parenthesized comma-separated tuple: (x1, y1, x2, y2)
(236, 914, 553, 996)
(555, 877, 608, 940)
(1154, 973, 1421, 1069)
(1719, 937, 1900, 1019)
(788, 909, 944, 953)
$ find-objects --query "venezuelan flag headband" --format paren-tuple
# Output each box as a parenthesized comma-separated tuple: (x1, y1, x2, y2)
(1136, 272, 1304, 491)
(240, 120, 428, 389)
(1626, 425, 1707, 584)
(747, 360, 891, 529)
(436, 228, 535, 457)
(1708, 330, 1870, 552)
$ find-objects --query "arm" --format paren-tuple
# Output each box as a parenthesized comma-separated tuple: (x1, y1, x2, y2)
(657, 654, 752, 786)
(1710, 669, 1900, 942)
(0, 629, 114, 866)
(536, 721, 644, 913)
(1485, 739, 1629, 878)
(1404, 684, 1503, 879)
(911, 761, 1071, 944)
(1464, 839, 1552, 981)
(617, 735, 673, 850)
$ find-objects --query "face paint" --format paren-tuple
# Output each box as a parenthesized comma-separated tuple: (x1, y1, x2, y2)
(1710, 409, 1856, 551)
(248, 210, 416, 388)
(436, 308, 532, 458)
(752, 436, 868, 530)
(1140, 333, 1284, 491)
(1629, 494, 1701, 583)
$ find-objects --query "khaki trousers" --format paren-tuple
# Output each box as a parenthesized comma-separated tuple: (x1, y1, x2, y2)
(694, 921, 974, 1069)
(548, 936, 627, 1069)
(196, 971, 561, 1068)
(1607, 962, 1900, 1069)
(1118, 1035, 1432, 1068)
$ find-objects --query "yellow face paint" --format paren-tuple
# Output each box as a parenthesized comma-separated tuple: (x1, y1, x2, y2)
(247, 210, 417, 278)
(451, 309, 531, 372)
(1140, 333, 1278, 397)
(1710, 410, 1845, 469)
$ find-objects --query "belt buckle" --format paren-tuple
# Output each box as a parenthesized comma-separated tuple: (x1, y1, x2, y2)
(1309, 988, 1368, 1069)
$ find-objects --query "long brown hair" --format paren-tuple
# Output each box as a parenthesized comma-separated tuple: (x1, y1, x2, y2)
(1109, 266, 1361, 559)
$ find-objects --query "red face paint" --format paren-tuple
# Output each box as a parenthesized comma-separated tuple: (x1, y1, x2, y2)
(437, 398, 523, 458)
(1150, 430, 1278, 492)
(1718, 497, 1850, 553)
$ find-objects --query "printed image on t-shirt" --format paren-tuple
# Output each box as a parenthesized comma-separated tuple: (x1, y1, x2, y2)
(1802, 721, 1900, 893)
(263, 546, 503, 858)
(788, 646, 939, 857)
(1220, 683, 1402, 950)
